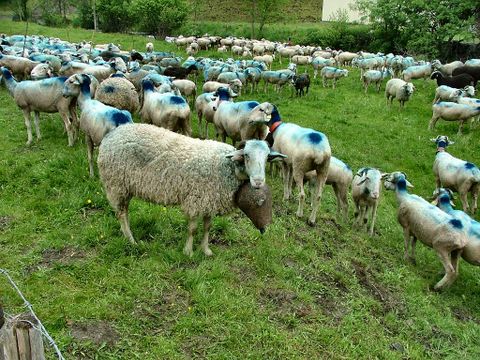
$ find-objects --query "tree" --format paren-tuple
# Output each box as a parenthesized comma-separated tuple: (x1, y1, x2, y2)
(248, 0, 287, 38)
(132, 0, 188, 37)
(96, 0, 133, 33)
(353, 0, 478, 59)
(12, 0, 30, 21)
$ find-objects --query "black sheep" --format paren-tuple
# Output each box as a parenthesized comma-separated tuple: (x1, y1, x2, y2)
(130, 51, 144, 62)
(430, 71, 476, 89)
(163, 64, 198, 79)
(452, 65, 480, 86)
(292, 74, 310, 96)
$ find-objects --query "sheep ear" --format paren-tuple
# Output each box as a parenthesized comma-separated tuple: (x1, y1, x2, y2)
(406, 180, 414, 188)
(226, 149, 244, 162)
(431, 198, 439, 206)
(268, 151, 287, 162)
(381, 173, 389, 180)
(430, 137, 438, 143)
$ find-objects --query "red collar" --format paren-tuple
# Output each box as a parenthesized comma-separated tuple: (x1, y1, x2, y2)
(269, 121, 282, 134)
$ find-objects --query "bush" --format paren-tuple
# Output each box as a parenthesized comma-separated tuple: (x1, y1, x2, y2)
(75, 1, 95, 29)
(131, 0, 188, 37)
(97, 0, 133, 33)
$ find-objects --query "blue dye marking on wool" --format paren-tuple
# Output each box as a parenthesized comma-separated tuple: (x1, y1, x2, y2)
(308, 132, 322, 144)
(465, 162, 476, 170)
(170, 96, 186, 105)
(247, 101, 258, 109)
(103, 85, 115, 93)
(111, 73, 125, 78)
(437, 140, 447, 148)
(270, 107, 281, 122)
(111, 111, 132, 126)
(142, 80, 154, 92)
(449, 219, 463, 229)
(397, 179, 407, 191)
(1, 68, 12, 79)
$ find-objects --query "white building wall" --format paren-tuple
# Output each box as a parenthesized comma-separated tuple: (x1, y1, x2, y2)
(322, 0, 363, 23)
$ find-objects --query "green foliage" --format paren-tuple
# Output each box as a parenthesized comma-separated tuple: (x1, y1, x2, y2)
(96, 0, 132, 33)
(11, 0, 29, 20)
(353, 0, 478, 59)
(74, 0, 95, 29)
(131, 0, 187, 36)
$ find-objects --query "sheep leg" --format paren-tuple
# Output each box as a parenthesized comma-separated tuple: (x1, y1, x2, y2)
(183, 217, 198, 257)
(197, 112, 203, 138)
(428, 115, 439, 130)
(403, 227, 412, 263)
(60, 112, 74, 147)
(293, 170, 306, 219)
(434, 250, 457, 291)
(353, 201, 361, 227)
(457, 120, 465, 135)
(201, 215, 213, 256)
(85, 134, 95, 178)
(33, 111, 41, 141)
(116, 200, 136, 244)
(308, 165, 328, 226)
(282, 163, 292, 200)
(22, 109, 33, 145)
(204, 120, 209, 139)
(471, 187, 479, 215)
(410, 236, 417, 265)
(368, 202, 378, 236)
(459, 191, 469, 213)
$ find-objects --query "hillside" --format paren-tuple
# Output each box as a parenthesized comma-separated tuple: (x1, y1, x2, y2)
(188, 0, 324, 23)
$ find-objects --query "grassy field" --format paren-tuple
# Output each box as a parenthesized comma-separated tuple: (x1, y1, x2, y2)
(1, 20, 480, 359)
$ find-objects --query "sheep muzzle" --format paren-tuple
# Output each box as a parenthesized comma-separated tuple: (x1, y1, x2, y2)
(235, 182, 272, 232)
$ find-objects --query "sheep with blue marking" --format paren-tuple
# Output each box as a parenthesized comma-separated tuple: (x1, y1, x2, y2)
(81, 57, 127, 82)
(97, 123, 286, 255)
(212, 87, 273, 146)
(431, 135, 480, 214)
(312, 57, 335, 79)
(261, 70, 294, 92)
(429, 102, 480, 134)
(402, 64, 432, 82)
(1, 66, 77, 146)
(139, 78, 191, 136)
(433, 188, 480, 266)
(352, 168, 385, 236)
(267, 105, 331, 226)
(95, 74, 139, 114)
(62, 73, 133, 177)
(362, 69, 392, 94)
(320, 67, 348, 89)
(433, 85, 475, 104)
(383, 171, 467, 290)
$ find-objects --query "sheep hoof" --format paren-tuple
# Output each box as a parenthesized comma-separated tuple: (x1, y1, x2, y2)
(296, 210, 303, 218)
(183, 247, 194, 257)
(203, 247, 213, 257)
(307, 219, 316, 227)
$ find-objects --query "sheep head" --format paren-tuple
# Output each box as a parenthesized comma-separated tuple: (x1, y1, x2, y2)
(248, 102, 274, 126)
(431, 188, 455, 207)
(226, 140, 286, 189)
(235, 182, 272, 234)
(383, 172, 413, 191)
(430, 135, 454, 148)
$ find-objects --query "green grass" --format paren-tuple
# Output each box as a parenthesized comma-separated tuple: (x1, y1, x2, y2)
(2, 20, 480, 359)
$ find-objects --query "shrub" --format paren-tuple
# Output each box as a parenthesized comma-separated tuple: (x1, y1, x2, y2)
(75, 1, 95, 29)
(97, 0, 133, 33)
(131, 0, 188, 37)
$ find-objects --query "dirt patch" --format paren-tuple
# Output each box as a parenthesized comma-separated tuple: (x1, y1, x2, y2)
(351, 260, 405, 316)
(0, 216, 14, 231)
(69, 320, 119, 346)
(315, 293, 349, 323)
(133, 287, 190, 334)
(451, 306, 480, 324)
(230, 263, 256, 282)
(26, 247, 87, 273)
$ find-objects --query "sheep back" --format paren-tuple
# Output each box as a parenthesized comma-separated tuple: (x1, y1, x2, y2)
(95, 76, 139, 113)
(98, 123, 242, 218)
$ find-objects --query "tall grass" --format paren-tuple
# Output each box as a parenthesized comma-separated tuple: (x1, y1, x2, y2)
(1, 20, 480, 359)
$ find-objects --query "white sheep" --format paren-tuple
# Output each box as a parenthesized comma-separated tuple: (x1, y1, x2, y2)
(30, 63, 54, 80)
(203, 79, 242, 95)
(0, 54, 39, 79)
(145, 42, 154, 53)
(402, 64, 432, 82)
(429, 102, 480, 134)
(352, 168, 385, 236)
(320, 67, 348, 89)
(431, 135, 480, 214)
(383, 171, 467, 290)
(362, 69, 392, 94)
(1, 67, 77, 146)
(253, 55, 273, 69)
(195, 92, 218, 139)
(212, 87, 272, 146)
(62, 73, 133, 177)
(433, 85, 475, 104)
(385, 78, 415, 109)
(304, 156, 353, 220)
(268, 105, 331, 226)
(335, 51, 358, 66)
(95, 74, 139, 114)
(172, 79, 197, 106)
(433, 188, 480, 266)
(432, 60, 463, 76)
(139, 78, 191, 136)
(97, 123, 285, 255)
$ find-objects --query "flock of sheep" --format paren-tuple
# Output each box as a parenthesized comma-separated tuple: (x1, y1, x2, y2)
(1, 32, 480, 291)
